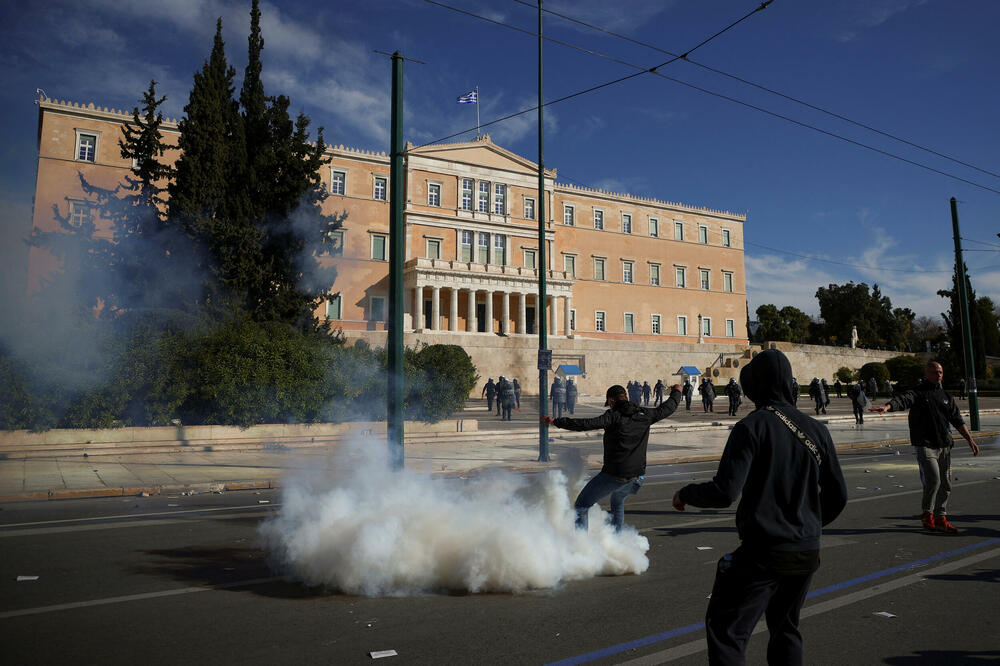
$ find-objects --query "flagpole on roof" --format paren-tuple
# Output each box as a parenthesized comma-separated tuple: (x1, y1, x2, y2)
(476, 86, 480, 138)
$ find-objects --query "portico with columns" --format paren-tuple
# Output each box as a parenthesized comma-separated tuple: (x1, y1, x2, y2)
(404, 257, 574, 337)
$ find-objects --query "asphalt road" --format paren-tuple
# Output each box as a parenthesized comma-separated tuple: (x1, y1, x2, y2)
(1, 442, 998, 665)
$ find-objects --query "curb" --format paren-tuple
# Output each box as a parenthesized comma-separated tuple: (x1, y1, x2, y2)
(1, 430, 995, 503)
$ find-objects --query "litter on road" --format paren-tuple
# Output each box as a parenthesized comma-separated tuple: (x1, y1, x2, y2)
(16, 575, 39, 581)
(369, 650, 398, 659)
(696, 546, 713, 551)
(874, 611, 897, 619)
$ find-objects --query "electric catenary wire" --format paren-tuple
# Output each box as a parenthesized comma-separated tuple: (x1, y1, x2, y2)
(424, 1, 1000, 195)
(512, 0, 1000, 182)
(416, 0, 773, 149)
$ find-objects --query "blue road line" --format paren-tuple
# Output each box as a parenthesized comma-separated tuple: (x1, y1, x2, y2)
(547, 538, 1000, 665)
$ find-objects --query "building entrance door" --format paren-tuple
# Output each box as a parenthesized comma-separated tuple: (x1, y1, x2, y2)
(476, 303, 487, 332)
(526, 306, 535, 335)
(423, 300, 432, 330)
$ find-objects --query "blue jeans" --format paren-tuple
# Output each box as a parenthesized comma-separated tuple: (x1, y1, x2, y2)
(574, 472, 644, 532)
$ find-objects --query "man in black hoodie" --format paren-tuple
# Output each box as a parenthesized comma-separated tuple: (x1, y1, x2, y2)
(542, 382, 682, 532)
(673, 349, 847, 666)
(871, 360, 979, 533)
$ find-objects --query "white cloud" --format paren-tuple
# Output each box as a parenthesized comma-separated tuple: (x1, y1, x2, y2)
(545, 0, 676, 35)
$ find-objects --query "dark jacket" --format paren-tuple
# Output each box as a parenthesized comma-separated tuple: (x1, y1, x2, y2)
(550, 380, 566, 404)
(654, 380, 665, 397)
(888, 380, 966, 449)
(553, 389, 681, 478)
(497, 379, 514, 406)
(565, 381, 578, 403)
(678, 349, 848, 552)
(725, 380, 742, 401)
(482, 380, 496, 398)
(701, 381, 716, 400)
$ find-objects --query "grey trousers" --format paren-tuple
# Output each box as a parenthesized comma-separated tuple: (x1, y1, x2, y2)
(915, 446, 952, 515)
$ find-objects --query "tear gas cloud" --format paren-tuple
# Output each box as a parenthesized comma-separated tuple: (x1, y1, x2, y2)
(260, 439, 650, 595)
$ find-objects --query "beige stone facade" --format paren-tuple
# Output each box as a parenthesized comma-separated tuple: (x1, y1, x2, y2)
(31, 96, 754, 393)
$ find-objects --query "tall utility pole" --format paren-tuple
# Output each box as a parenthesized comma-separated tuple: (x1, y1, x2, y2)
(536, 1, 549, 461)
(388, 52, 406, 469)
(950, 197, 980, 431)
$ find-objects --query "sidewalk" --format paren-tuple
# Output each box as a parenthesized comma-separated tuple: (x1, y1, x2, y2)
(1, 397, 997, 502)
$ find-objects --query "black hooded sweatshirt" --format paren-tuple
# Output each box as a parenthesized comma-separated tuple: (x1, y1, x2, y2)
(553, 389, 682, 478)
(678, 349, 847, 553)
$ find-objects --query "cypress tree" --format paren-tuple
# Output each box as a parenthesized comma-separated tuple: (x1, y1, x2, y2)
(170, 19, 262, 311)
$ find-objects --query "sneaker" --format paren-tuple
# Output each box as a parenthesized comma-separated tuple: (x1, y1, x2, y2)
(921, 512, 935, 530)
(935, 516, 958, 534)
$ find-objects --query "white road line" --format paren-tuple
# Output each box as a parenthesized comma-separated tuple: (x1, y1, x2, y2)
(0, 503, 280, 529)
(616, 546, 1000, 665)
(634, 479, 990, 532)
(0, 511, 271, 538)
(0, 577, 283, 619)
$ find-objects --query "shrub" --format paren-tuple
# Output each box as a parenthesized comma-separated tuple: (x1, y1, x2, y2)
(859, 362, 889, 385)
(406, 344, 479, 423)
(835, 366, 856, 383)
(885, 355, 925, 390)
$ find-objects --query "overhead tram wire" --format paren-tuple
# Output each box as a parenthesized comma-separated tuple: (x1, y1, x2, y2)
(512, 0, 1000, 182)
(425, 2, 1000, 196)
(416, 0, 774, 149)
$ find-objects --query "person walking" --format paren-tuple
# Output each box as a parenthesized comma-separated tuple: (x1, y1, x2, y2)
(808, 378, 825, 415)
(884, 378, 893, 397)
(702, 378, 716, 413)
(565, 378, 578, 415)
(870, 360, 980, 532)
(958, 378, 966, 399)
(683, 380, 693, 411)
(673, 349, 848, 666)
(550, 377, 567, 419)
(497, 376, 514, 421)
(725, 378, 742, 416)
(847, 380, 867, 425)
(820, 378, 830, 412)
(628, 380, 642, 404)
(542, 382, 682, 532)
(482, 378, 496, 413)
(790, 377, 799, 406)
(653, 379, 665, 406)
(834, 379, 843, 398)
(512, 378, 521, 409)
(867, 376, 878, 400)
(642, 381, 652, 406)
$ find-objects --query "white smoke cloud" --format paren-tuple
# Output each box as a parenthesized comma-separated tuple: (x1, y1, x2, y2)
(259, 440, 649, 595)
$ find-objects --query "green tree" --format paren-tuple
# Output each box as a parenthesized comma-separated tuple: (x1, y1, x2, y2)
(937, 263, 993, 376)
(170, 18, 262, 313)
(815, 282, 905, 348)
(781, 306, 812, 343)
(754, 304, 790, 342)
(885, 355, 925, 390)
(835, 366, 856, 383)
(859, 362, 889, 386)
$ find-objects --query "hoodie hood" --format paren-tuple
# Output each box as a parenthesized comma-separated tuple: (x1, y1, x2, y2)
(739, 349, 796, 407)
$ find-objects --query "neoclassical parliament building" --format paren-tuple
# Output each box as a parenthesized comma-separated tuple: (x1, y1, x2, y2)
(31, 96, 751, 392)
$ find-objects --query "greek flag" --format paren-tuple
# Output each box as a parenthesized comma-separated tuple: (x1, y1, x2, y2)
(456, 90, 478, 104)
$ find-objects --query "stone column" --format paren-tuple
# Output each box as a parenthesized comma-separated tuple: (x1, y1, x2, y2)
(449, 287, 459, 332)
(413, 285, 423, 331)
(501, 291, 510, 335)
(484, 290, 494, 334)
(564, 295, 572, 337)
(467, 289, 476, 332)
(517, 292, 527, 334)
(549, 294, 558, 336)
(431, 286, 440, 331)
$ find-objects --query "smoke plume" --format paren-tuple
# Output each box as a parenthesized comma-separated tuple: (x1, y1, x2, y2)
(259, 440, 650, 595)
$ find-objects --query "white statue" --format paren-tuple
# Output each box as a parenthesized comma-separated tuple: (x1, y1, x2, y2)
(850, 325, 858, 349)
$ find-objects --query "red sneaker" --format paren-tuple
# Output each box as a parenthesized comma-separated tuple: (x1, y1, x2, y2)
(935, 516, 958, 534)
(921, 512, 935, 530)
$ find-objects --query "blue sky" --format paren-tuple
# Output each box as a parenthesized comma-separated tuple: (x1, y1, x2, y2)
(3, 0, 999, 321)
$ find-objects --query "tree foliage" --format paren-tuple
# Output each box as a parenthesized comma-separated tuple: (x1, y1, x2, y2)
(858, 362, 889, 385)
(753, 304, 812, 343)
(884, 355, 925, 390)
(815, 282, 910, 348)
(937, 263, 1000, 377)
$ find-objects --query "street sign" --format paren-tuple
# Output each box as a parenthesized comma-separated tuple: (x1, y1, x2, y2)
(537, 349, 552, 370)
